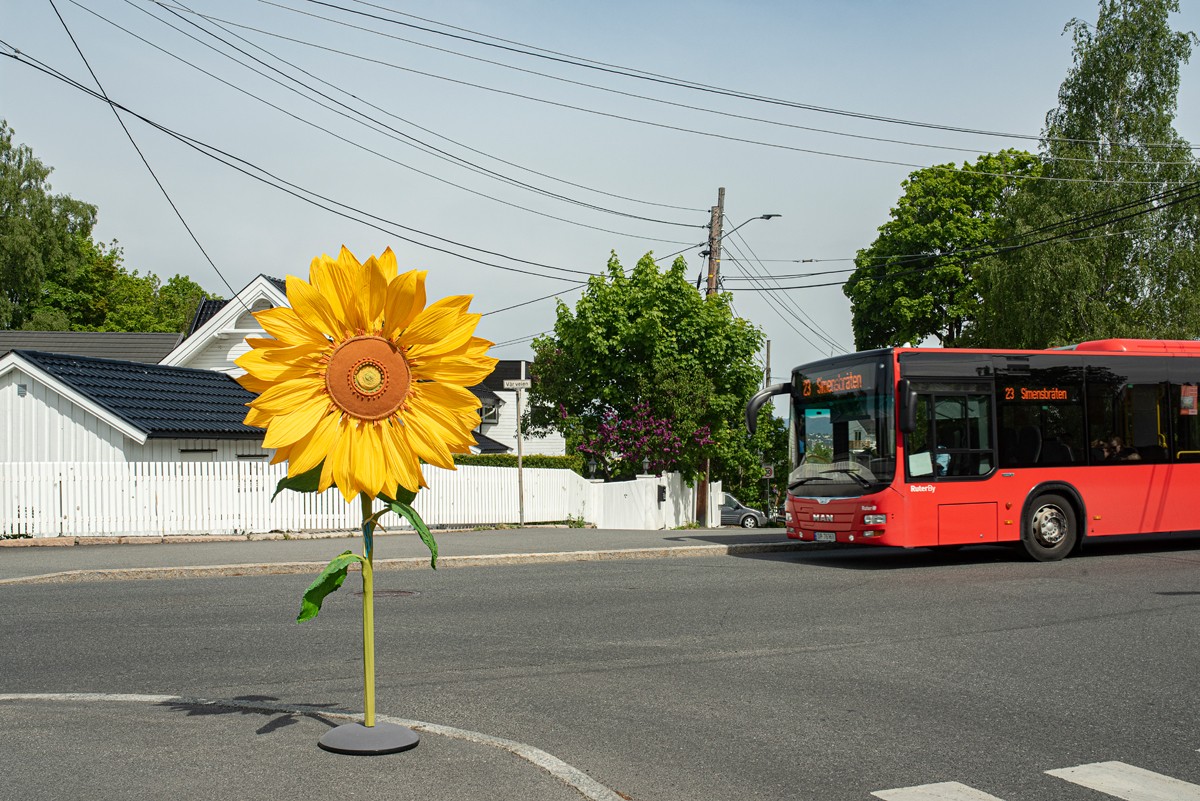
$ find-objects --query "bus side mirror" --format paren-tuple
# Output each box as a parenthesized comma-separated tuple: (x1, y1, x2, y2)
(899, 378, 917, 434)
(745, 383, 793, 434)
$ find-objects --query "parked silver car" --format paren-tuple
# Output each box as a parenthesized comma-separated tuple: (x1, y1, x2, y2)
(719, 493, 770, 528)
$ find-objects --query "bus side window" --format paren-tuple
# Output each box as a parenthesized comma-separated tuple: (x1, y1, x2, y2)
(905, 395, 934, 477)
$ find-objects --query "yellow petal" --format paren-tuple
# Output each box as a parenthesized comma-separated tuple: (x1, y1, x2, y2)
(287, 410, 341, 476)
(237, 373, 275, 396)
(318, 422, 342, 493)
(382, 270, 426, 340)
(310, 255, 349, 327)
(376, 247, 399, 280)
(386, 422, 426, 493)
(236, 344, 323, 383)
(251, 377, 326, 416)
(262, 394, 332, 449)
(405, 415, 456, 469)
(359, 422, 387, 498)
(360, 256, 390, 332)
(411, 354, 499, 387)
(287, 275, 346, 341)
(254, 307, 327, 347)
(336, 246, 368, 333)
(329, 419, 359, 502)
(404, 302, 479, 355)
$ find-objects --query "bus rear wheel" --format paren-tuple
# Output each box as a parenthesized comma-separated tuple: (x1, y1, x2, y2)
(1022, 493, 1077, 562)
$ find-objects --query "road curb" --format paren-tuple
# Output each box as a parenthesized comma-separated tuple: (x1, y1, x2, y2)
(0, 541, 813, 585)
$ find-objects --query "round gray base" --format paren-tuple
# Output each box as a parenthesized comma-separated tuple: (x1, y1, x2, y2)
(318, 721, 420, 755)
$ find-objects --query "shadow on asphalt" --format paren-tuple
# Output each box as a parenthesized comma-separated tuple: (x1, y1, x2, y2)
(732, 532, 1200, 571)
(159, 695, 341, 735)
(661, 528, 787, 545)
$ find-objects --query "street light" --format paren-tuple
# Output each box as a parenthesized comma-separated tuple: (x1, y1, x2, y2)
(704, 213, 781, 296)
(721, 213, 781, 244)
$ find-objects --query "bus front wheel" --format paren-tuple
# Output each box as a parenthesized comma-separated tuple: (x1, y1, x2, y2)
(1022, 493, 1077, 562)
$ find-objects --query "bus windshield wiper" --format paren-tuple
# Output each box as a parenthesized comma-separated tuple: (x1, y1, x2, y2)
(789, 475, 833, 489)
(820, 468, 872, 489)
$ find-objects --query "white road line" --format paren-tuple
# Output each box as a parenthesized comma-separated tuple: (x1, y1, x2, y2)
(872, 781, 1008, 801)
(1047, 761, 1200, 801)
(0, 692, 626, 801)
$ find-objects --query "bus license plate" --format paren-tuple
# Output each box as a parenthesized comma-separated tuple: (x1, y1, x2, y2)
(815, 531, 837, 543)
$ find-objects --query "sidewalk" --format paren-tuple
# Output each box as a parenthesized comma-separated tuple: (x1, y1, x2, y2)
(0, 526, 805, 584)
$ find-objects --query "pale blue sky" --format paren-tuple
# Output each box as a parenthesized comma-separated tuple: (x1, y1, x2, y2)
(4, 1, 1198, 379)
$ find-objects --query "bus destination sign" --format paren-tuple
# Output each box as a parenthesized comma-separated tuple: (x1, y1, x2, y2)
(1003, 385, 1072, 402)
(802, 370, 866, 397)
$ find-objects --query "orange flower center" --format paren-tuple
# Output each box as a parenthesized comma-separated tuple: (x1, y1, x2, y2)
(326, 335, 411, 421)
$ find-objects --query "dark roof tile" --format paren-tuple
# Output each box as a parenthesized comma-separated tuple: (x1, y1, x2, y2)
(0, 331, 181, 364)
(14, 350, 262, 439)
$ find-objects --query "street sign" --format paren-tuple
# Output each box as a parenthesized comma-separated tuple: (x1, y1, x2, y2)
(762, 466, 774, 478)
(503, 379, 532, 390)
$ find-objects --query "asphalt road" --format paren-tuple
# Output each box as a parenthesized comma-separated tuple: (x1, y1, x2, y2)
(3, 536, 1200, 800)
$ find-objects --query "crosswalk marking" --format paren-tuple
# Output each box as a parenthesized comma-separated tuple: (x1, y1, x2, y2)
(871, 782, 1006, 801)
(1046, 760, 1200, 801)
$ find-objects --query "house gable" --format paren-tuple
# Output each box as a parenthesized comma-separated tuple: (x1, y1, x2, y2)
(161, 274, 288, 373)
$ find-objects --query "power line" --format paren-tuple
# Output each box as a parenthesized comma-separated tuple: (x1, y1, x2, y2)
(222, 0, 1200, 172)
(1, 43, 606, 284)
(44, 0, 248, 312)
(108, 0, 700, 241)
(307, 0, 1200, 154)
(139, 0, 1193, 188)
(725, 222, 846, 352)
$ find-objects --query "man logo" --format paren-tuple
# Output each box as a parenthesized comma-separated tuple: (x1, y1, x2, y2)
(813, 513, 834, 523)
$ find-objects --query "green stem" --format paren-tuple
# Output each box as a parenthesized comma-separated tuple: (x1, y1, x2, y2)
(360, 492, 376, 728)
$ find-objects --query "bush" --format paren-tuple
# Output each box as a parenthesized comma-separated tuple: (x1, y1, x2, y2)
(452, 453, 585, 473)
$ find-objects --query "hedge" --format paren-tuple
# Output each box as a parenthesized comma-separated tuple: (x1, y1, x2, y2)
(451, 453, 585, 473)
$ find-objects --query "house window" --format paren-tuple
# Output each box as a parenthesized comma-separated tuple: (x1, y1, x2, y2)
(179, 448, 217, 462)
(479, 404, 499, 424)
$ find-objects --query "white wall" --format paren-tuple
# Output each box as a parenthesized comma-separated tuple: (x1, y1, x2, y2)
(0, 366, 268, 463)
(480, 390, 567, 455)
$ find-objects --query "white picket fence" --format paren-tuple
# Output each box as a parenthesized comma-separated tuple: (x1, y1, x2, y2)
(1, 462, 718, 537)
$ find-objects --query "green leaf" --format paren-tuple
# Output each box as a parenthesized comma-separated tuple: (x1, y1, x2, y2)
(272, 462, 324, 500)
(379, 486, 418, 507)
(385, 499, 438, 569)
(297, 550, 365, 622)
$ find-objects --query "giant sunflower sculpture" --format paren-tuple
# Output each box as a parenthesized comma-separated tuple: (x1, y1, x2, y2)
(236, 246, 496, 754)
(237, 246, 495, 503)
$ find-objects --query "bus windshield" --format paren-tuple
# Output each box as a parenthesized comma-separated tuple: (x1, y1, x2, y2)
(790, 356, 895, 496)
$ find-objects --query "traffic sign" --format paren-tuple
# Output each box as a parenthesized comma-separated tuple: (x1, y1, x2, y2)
(762, 466, 775, 478)
(503, 379, 532, 390)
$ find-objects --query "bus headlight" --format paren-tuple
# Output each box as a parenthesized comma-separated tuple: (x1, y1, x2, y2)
(863, 514, 887, 526)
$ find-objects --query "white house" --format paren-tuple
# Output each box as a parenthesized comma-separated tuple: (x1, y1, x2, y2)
(0, 349, 264, 462)
(1, 275, 565, 462)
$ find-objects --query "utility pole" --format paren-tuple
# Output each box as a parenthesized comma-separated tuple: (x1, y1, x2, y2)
(705, 187, 725, 297)
(764, 339, 771, 389)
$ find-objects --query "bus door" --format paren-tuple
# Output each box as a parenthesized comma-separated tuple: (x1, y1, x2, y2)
(904, 381, 999, 546)
(1082, 363, 1172, 535)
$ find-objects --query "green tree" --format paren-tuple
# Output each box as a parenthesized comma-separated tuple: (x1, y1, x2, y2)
(843, 149, 1041, 350)
(973, 0, 1200, 347)
(0, 120, 99, 329)
(2, 120, 218, 333)
(528, 252, 764, 486)
(101, 270, 211, 333)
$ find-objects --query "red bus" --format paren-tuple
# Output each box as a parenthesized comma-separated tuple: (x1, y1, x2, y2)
(746, 339, 1200, 561)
